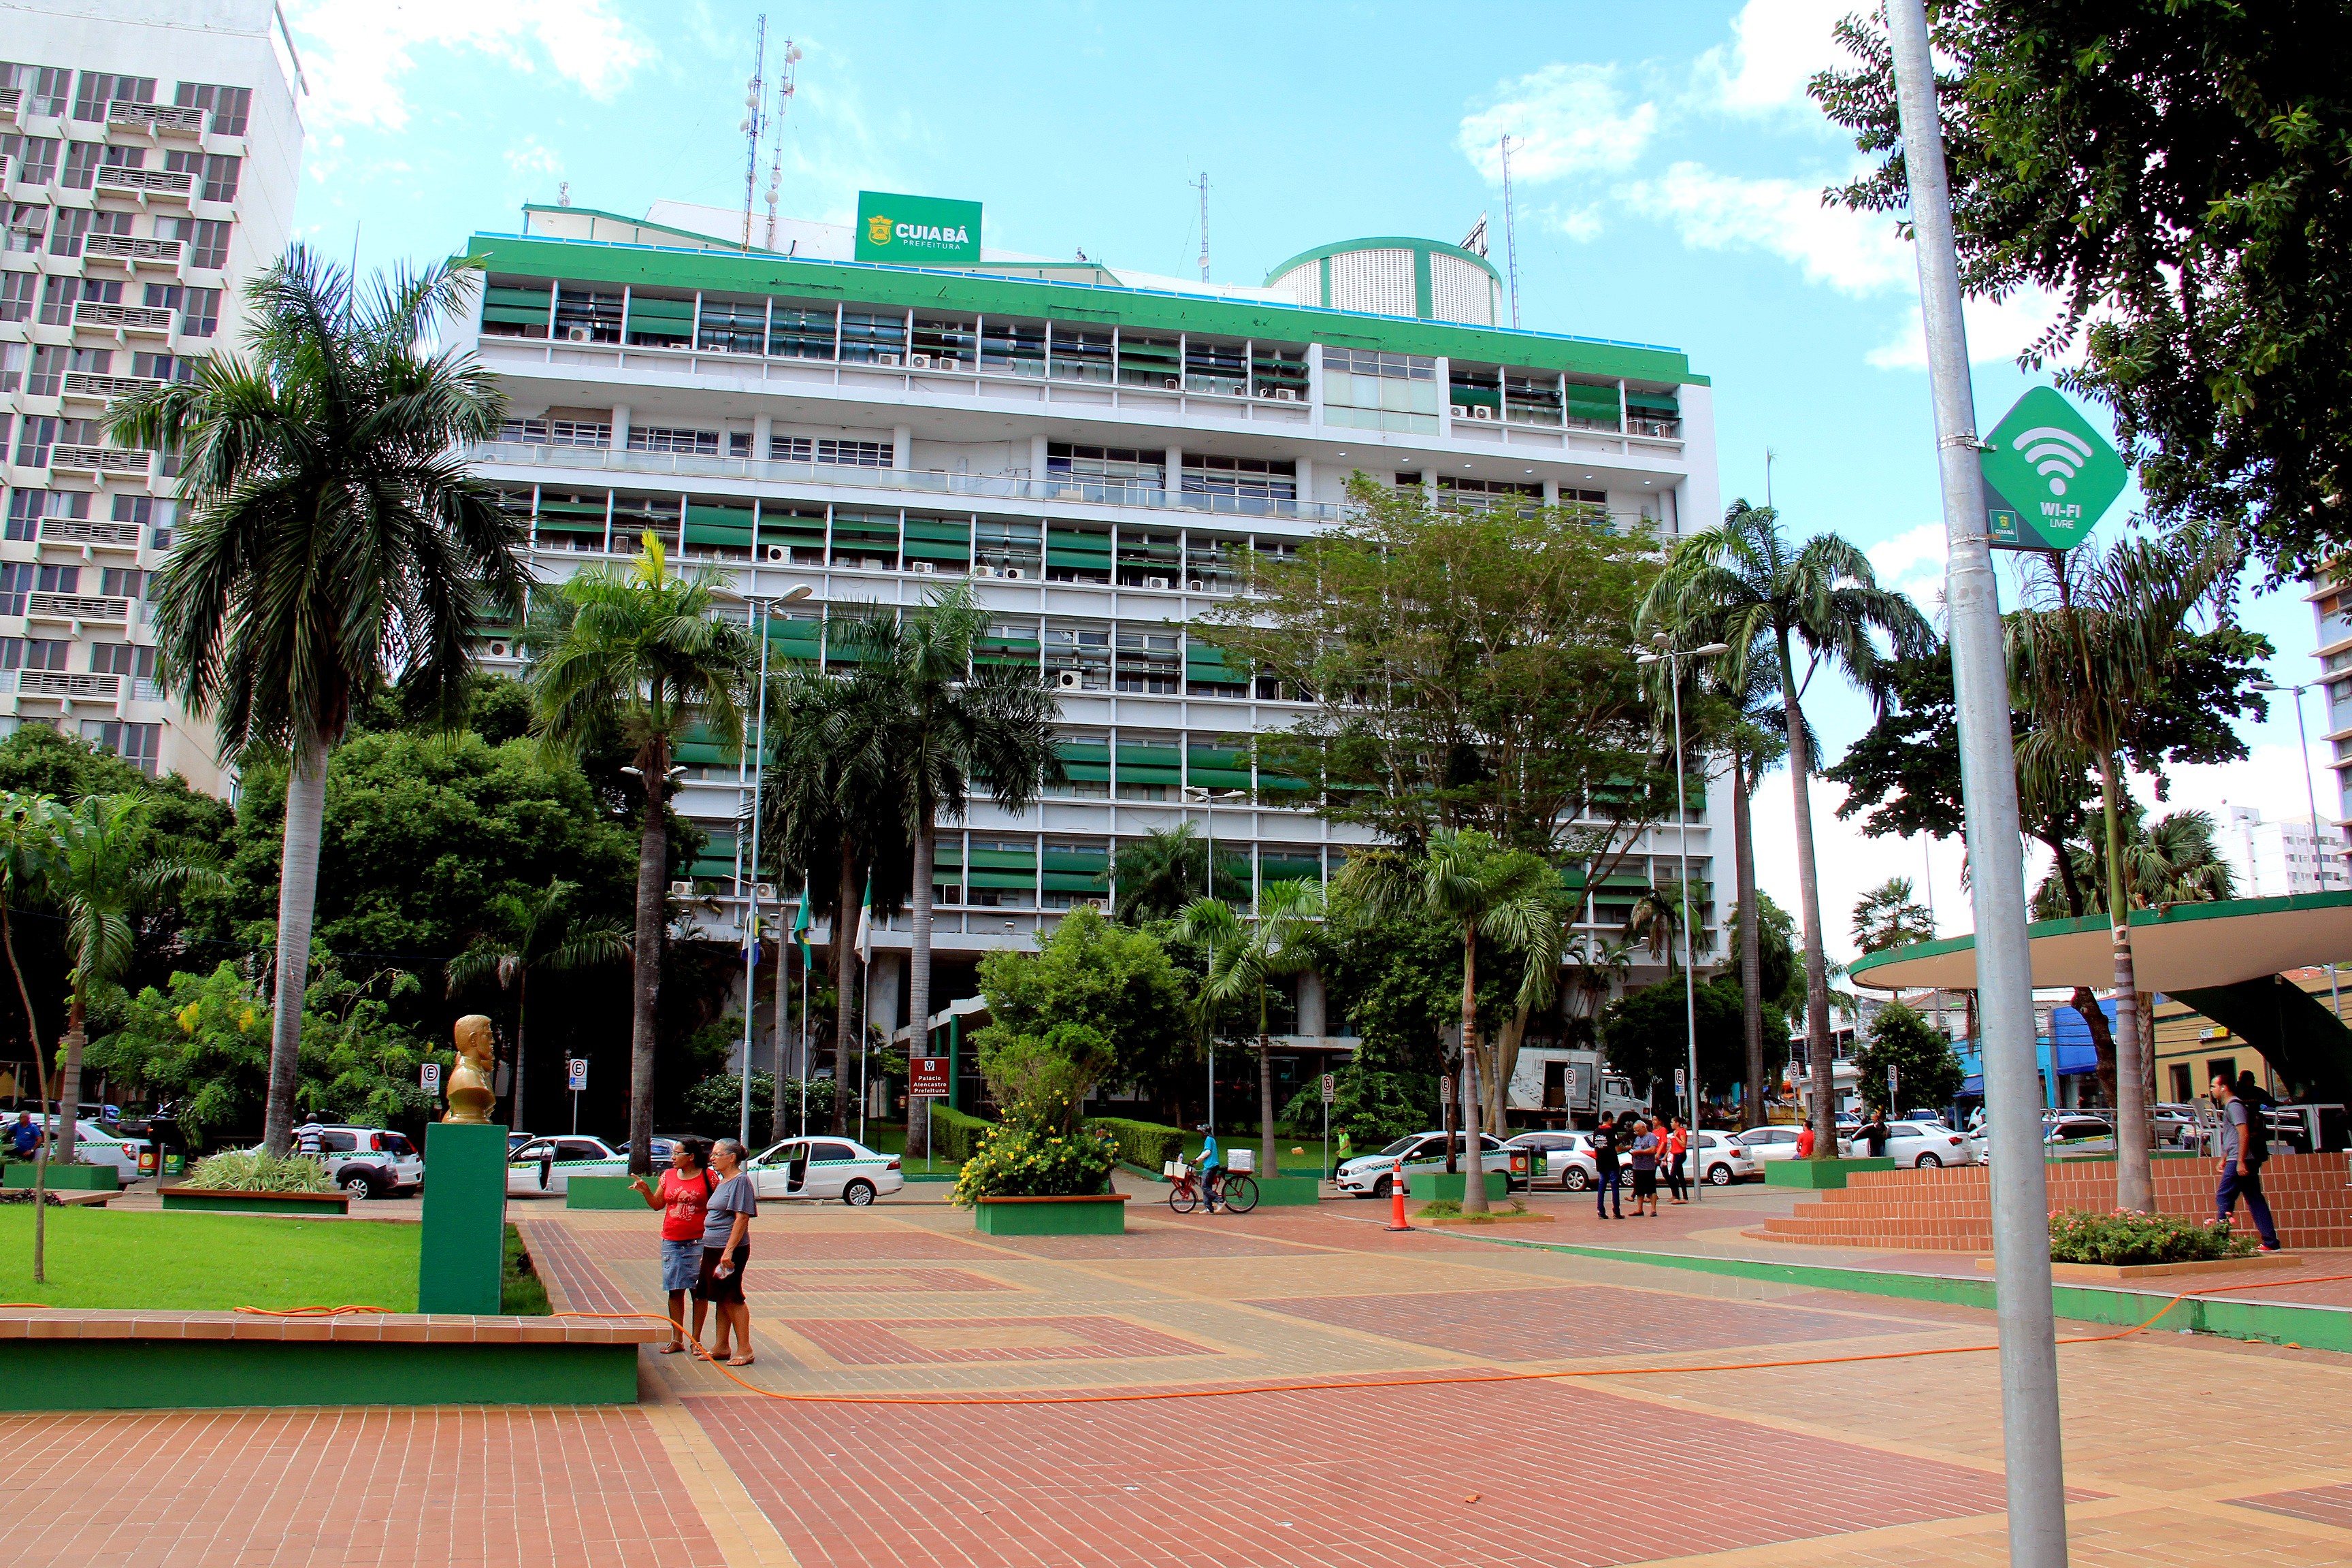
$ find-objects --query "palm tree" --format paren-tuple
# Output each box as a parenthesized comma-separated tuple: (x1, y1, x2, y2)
(1335, 830, 1566, 1213)
(1110, 823, 1246, 923)
(1624, 885, 1695, 965)
(108, 246, 524, 1156)
(1563, 933, 1634, 1036)
(1642, 500, 1931, 1154)
(1177, 879, 1326, 1176)
(527, 534, 754, 1174)
(0, 793, 63, 1283)
(1710, 638, 1795, 1128)
(2009, 525, 2236, 1211)
(1851, 877, 1937, 955)
(840, 583, 1062, 1161)
(444, 877, 629, 1135)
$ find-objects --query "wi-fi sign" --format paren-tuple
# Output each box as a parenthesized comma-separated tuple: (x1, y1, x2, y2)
(2013, 427, 2094, 496)
(1980, 387, 2129, 553)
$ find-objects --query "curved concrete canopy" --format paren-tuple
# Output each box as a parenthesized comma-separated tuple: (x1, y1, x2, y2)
(1847, 892, 2352, 992)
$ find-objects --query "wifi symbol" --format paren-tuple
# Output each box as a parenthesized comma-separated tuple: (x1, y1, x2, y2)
(2014, 426, 2094, 496)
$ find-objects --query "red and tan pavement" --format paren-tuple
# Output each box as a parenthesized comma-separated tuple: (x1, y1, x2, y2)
(7, 1181, 2352, 1566)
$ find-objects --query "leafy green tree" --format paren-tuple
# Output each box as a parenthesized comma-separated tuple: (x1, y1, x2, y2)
(838, 583, 1063, 1160)
(1853, 1002, 1965, 1117)
(444, 877, 628, 1134)
(1642, 500, 1931, 1154)
(1851, 877, 1936, 956)
(1600, 975, 1781, 1106)
(1814, 1, 2352, 582)
(527, 534, 753, 1175)
(1109, 824, 1244, 924)
(110, 247, 524, 1156)
(1179, 880, 1327, 1176)
(973, 905, 1190, 1103)
(2034, 805, 2236, 919)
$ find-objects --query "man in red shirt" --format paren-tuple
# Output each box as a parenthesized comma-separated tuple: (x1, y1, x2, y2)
(1795, 1121, 1817, 1158)
(630, 1137, 715, 1354)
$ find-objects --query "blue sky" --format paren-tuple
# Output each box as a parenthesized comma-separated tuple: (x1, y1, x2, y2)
(278, 0, 2332, 959)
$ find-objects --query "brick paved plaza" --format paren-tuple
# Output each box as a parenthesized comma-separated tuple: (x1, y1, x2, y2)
(7, 1185, 2352, 1566)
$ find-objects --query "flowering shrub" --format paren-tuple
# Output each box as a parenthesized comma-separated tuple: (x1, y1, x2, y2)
(951, 1123, 1117, 1205)
(2048, 1208, 2255, 1266)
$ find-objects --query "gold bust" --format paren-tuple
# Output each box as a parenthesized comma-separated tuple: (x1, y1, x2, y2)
(443, 1013, 498, 1124)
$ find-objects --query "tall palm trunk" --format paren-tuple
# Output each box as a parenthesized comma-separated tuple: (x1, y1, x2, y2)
(1776, 631, 1836, 1156)
(905, 815, 934, 1161)
(1256, 986, 1277, 1179)
(627, 764, 668, 1177)
(1458, 926, 1489, 1213)
(1732, 738, 1765, 1129)
(511, 972, 529, 1134)
(2100, 757, 2153, 1210)
(6, 904, 55, 1282)
(264, 734, 329, 1155)
(831, 845, 858, 1136)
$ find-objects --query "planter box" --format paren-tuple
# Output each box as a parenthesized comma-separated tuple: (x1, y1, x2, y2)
(973, 1194, 1128, 1235)
(1421, 1171, 1509, 1203)
(1976, 1252, 2302, 1282)
(161, 1188, 348, 1216)
(1251, 1175, 1323, 1207)
(1765, 1158, 1895, 1190)
(4, 1164, 120, 1192)
(564, 1175, 644, 1210)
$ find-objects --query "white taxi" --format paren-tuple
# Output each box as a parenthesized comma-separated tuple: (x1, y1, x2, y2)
(506, 1134, 627, 1196)
(744, 1137, 904, 1206)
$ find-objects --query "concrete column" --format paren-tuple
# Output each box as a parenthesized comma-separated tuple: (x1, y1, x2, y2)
(1297, 968, 1328, 1038)
(1029, 434, 1049, 486)
(869, 951, 905, 1042)
(1165, 445, 1183, 504)
(1433, 357, 1450, 425)
(611, 403, 630, 451)
(752, 413, 772, 464)
(1541, 478, 1559, 508)
(892, 423, 913, 472)
(1295, 457, 1314, 510)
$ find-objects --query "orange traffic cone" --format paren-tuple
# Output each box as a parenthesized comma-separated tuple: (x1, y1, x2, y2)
(1386, 1161, 1411, 1232)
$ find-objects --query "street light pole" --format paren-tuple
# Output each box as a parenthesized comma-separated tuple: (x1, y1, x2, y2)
(1184, 783, 1235, 1132)
(1885, 1, 2068, 1561)
(2255, 679, 2343, 1020)
(738, 595, 772, 1147)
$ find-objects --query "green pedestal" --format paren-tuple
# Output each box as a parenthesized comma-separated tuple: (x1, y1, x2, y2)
(1764, 1158, 1896, 1190)
(3, 1163, 118, 1191)
(419, 1122, 507, 1314)
(1252, 1175, 1323, 1206)
(972, 1195, 1128, 1235)
(1422, 1171, 1508, 1203)
(565, 1175, 644, 1210)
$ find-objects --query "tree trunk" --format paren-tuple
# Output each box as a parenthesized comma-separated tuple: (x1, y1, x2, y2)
(1441, 1049, 1458, 1173)
(2100, 757, 2153, 1211)
(770, 930, 791, 1144)
(263, 732, 329, 1156)
(831, 843, 858, 1136)
(56, 995, 86, 1166)
(511, 972, 529, 1134)
(1491, 1002, 1531, 1133)
(626, 761, 669, 1178)
(2036, 827, 2117, 1107)
(7, 905, 54, 1284)
(904, 814, 934, 1162)
(1458, 926, 1490, 1213)
(1778, 632, 1837, 1155)
(1733, 740, 1766, 1130)
(1258, 1031, 1278, 1179)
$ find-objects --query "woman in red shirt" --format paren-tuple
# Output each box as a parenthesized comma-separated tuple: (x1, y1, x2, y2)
(630, 1137, 714, 1354)
(1795, 1121, 1816, 1158)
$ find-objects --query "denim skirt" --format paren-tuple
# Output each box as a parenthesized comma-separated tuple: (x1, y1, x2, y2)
(660, 1237, 703, 1292)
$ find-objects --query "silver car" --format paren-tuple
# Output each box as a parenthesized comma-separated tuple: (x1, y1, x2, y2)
(1841, 1120, 1976, 1168)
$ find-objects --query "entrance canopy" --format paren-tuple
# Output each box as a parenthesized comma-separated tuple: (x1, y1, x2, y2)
(1848, 892, 2352, 993)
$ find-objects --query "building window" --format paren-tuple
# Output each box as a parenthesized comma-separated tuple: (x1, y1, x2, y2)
(0, 564, 32, 617)
(1047, 444, 1164, 492)
(131, 351, 201, 383)
(626, 426, 719, 456)
(78, 719, 163, 776)
(36, 564, 79, 593)
(1, 637, 71, 672)
(499, 416, 608, 446)
(165, 286, 221, 337)
(174, 82, 252, 136)
(59, 140, 101, 191)
(772, 437, 889, 468)
(0, 340, 20, 393)
(13, 415, 56, 467)
(551, 287, 622, 344)
(1181, 454, 1296, 503)
(71, 71, 156, 120)
(0, 272, 31, 325)
(48, 208, 92, 258)
(838, 310, 905, 364)
(101, 568, 144, 599)
(157, 217, 231, 270)
(766, 304, 836, 359)
(3, 200, 49, 252)
(89, 642, 157, 679)
(101, 143, 146, 171)
(0, 135, 61, 186)
(1, 65, 73, 118)
(695, 297, 766, 355)
(199, 154, 240, 203)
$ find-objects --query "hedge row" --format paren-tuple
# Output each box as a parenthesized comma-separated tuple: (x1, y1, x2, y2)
(928, 1106, 994, 1163)
(1085, 1117, 1188, 1170)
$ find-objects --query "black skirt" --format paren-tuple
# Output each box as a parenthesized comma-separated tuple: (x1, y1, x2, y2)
(693, 1244, 749, 1304)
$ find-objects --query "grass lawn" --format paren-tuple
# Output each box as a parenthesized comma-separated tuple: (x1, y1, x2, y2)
(0, 1208, 419, 1311)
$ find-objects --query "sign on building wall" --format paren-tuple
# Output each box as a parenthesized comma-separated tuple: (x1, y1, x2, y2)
(854, 191, 982, 265)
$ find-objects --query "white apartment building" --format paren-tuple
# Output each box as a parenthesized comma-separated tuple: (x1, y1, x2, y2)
(0, 0, 303, 787)
(2221, 805, 2351, 898)
(452, 197, 1720, 1113)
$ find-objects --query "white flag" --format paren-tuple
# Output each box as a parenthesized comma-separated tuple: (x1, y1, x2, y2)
(853, 875, 873, 964)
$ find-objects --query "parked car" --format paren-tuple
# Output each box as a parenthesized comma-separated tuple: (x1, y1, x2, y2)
(19, 1116, 148, 1179)
(743, 1137, 904, 1205)
(1734, 1126, 1808, 1164)
(1682, 1129, 1763, 1184)
(507, 1131, 536, 1156)
(1840, 1120, 1974, 1168)
(1335, 1132, 1509, 1199)
(506, 1135, 627, 1196)
(1503, 1130, 1590, 1190)
(314, 1127, 424, 1198)
(1976, 1114, 2117, 1164)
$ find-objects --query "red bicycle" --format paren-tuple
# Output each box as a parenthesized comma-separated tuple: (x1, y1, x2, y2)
(1163, 1160, 1258, 1214)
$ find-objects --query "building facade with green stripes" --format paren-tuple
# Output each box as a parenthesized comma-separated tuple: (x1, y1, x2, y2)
(453, 202, 1720, 1117)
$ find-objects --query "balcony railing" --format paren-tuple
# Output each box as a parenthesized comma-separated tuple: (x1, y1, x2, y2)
(48, 446, 153, 475)
(26, 593, 132, 622)
(0, 87, 21, 118)
(467, 440, 1345, 522)
(133, 678, 166, 703)
(72, 301, 175, 332)
(12, 670, 121, 699)
(37, 517, 143, 548)
(108, 100, 207, 133)
(81, 234, 183, 265)
(1627, 416, 1683, 440)
(63, 372, 164, 399)
(94, 166, 194, 196)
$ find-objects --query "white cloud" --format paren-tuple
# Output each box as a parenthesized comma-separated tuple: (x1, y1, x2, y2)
(1458, 64, 1660, 184)
(1867, 284, 2077, 370)
(282, 0, 655, 131)
(1548, 202, 1605, 242)
(504, 136, 564, 181)
(1692, 0, 1857, 120)
(1617, 161, 1914, 295)
(1866, 522, 1949, 608)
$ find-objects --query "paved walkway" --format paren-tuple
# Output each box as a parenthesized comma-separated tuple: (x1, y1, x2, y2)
(7, 1191, 2352, 1565)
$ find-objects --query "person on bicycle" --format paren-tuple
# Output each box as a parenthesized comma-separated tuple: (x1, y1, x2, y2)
(1195, 1124, 1225, 1213)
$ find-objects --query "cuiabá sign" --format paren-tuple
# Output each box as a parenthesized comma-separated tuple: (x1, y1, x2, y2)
(854, 190, 982, 265)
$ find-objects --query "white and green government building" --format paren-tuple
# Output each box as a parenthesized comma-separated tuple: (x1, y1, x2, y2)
(451, 192, 1718, 1121)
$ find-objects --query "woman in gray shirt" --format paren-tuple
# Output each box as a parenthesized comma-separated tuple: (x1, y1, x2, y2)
(691, 1137, 760, 1365)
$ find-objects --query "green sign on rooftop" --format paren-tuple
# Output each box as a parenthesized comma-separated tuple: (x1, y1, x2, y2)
(854, 190, 982, 266)
(1979, 385, 2129, 552)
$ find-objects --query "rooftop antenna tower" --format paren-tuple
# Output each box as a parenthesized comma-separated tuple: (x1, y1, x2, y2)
(740, 16, 768, 250)
(764, 38, 802, 252)
(1190, 172, 1209, 282)
(1499, 135, 1521, 328)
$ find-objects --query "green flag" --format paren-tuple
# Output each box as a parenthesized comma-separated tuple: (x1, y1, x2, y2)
(790, 894, 813, 970)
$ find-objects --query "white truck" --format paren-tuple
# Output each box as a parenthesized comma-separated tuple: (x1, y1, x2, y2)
(1507, 1047, 1648, 1129)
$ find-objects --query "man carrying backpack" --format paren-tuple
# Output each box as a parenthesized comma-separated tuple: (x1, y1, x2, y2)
(2210, 1072, 2281, 1253)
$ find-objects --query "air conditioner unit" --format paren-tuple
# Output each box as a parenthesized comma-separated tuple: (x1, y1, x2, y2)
(1470, 405, 1497, 421)
(765, 544, 787, 563)
(911, 559, 936, 574)
(862, 557, 887, 571)
(1271, 387, 1297, 402)
(753, 883, 778, 901)
(1450, 404, 1470, 418)
(974, 564, 1000, 578)
(876, 352, 901, 367)
(668, 880, 695, 897)
(1056, 669, 1083, 691)
(487, 641, 508, 657)
(1001, 566, 1026, 581)
(566, 325, 593, 342)
(1186, 579, 1206, 592)
(1145, 575, 1171, 590)
(909, 353, 932, 368)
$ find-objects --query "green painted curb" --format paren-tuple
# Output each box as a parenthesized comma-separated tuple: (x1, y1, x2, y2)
(1252, 1175, 1322, 1207)
(564, 1175, 644, 1210)
(3, 1164, 118, 1192)
(1764, 1158, 1895, 1189)
(0, 1339, 640, 1410)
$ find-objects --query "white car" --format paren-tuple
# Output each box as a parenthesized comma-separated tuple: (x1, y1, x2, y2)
(1680, 1130, 1762, 1185)
(1842, 1120, 1976, 1168)
(309, 1126, 424, 1198)
(744, 1137, 904, 1205)
(1335, 1132, 1509, 1199)
(506, 1134, 627, 1196)
(1505, 1130, 1592, 1190)
(1734, 1126, 1809, 1163)
(18, 1117, 148, 1180)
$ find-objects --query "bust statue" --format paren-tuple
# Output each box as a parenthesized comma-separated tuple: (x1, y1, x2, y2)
(443, 1013, 497, 1124)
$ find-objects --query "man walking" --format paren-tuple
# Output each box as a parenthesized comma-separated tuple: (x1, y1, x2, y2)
(2211, 1073, 2281, 1253)
(1592, 1113, 1622, 1220)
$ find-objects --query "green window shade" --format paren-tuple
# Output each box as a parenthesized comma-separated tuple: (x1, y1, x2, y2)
(1558, 866, 1589, 891)
(1449, 384, 1501, 409)
(1626, 393, 1679, 414)
(1043, 871, 1108, 893)
(485, 285, 551, 327)
(625, 295, 694, 340)
(1185, 641, 1239, 671)
(1117, 745, 1181, 785)
(1041, 851, 1108, 878)
(902, 515, 970, 561)
(1187, 747, 1252, 789)
(533, 503, 606, 535)
(933, 843, 964, 870)
(1260, 855, 1322, 883)
(968, 848, 1036, 872)
(975, 636, 1039, 667)
(684, 502, 754, 546)
(1045, 529, 1113, 568)
(1566, 382, 1620, 414)
(968, 870, 1037, 891)
(1060, 762, 1112, 783)
(1259, 770, 1313, 794)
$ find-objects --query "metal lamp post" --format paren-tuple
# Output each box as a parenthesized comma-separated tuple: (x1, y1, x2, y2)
(1183, 783, 1239, 1132)
(736, 583, 813, 1145)
(2253, 678, 2344, 1020)
(1635, 636, 1729, 1198)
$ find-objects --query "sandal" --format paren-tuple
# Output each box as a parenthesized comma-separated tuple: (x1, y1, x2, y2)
(658, 1341, 687, 1355)
(728, 1355, 756, 1367)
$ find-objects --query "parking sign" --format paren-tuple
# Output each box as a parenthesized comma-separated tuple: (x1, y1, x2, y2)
(568, 1059, 588, 1092)
(1320, 1073, 1336, 1105)
(420, 1062, 442, 1095)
